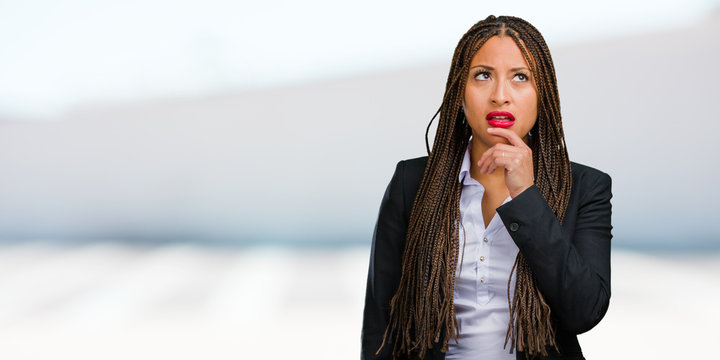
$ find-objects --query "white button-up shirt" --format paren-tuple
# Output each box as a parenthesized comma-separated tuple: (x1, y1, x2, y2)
(446, 140, 519, 359)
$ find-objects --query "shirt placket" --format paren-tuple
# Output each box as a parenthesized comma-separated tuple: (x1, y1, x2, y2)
(471, 190, 491, 306)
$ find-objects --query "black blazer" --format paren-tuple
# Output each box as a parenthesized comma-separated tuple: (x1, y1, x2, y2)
(361, 156, 613, 360)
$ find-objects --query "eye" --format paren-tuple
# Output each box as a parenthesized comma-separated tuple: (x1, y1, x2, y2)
(513, 73, 530, 82)
(473, 71, 490, 81)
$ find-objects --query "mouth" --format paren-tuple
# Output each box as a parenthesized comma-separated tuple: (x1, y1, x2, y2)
(486, 111, 515, 128)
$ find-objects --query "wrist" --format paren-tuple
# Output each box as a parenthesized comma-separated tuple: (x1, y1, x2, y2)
(510, 183, 533, 198)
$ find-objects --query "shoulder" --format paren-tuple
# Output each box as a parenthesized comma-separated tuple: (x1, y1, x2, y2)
(570, 161, 611, 185)
(389, 156, 429, 215)
(395, 156, 429, 188)
(570, 161, 612, 201)
(399, 156, 429, 176)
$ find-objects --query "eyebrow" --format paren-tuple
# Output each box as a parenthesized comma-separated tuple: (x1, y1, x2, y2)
(470, 64, 530, 72)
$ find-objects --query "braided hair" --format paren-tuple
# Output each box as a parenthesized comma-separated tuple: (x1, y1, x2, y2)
(377, 15, 572, 359)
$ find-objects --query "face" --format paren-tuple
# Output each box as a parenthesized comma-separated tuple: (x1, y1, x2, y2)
(462, 35, 538, 149)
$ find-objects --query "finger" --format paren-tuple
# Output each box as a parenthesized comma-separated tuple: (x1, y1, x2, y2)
(488, 152, 511, 173)
(476, 144, 517, 168)
(489, 148, 524, 173)
(481, 151, 498, 174)
(488, 158, 508, 174)
(477, 146, 499, 173)
(487, 127, 528, 148)
(479, 152, 492, 173)
(478, 145, 522, 173)
(486, 151, 517, 173)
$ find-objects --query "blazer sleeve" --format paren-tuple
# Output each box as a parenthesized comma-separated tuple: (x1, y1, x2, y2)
(496, 172, 613, 334)
(361, 160, 408, 360)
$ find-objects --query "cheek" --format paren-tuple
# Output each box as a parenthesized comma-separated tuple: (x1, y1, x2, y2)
(526, 106, 538, 131)
(463, 88, 487, 116)
(523, 91, 538, 118)
(516, 91, 538, 133)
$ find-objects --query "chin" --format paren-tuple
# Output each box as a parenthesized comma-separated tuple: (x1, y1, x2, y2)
(488, 133, 512, 144)
(473, 134, 507, 148)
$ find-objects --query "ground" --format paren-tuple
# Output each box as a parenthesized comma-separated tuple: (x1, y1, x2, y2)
(0, 243, 717, 359)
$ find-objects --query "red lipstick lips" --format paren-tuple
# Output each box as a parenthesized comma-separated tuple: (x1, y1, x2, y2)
(486, 111, 515, 128)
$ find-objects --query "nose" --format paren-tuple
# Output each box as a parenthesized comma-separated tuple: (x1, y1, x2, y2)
(491, 80, 510, 105)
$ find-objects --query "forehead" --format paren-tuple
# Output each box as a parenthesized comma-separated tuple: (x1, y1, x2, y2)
(469, 36, 533, 68)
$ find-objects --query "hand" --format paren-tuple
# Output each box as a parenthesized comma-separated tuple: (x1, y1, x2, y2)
(476, 127, 534, 198)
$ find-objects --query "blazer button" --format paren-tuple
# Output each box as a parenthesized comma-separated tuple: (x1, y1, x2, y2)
(509, 222, 519, 232)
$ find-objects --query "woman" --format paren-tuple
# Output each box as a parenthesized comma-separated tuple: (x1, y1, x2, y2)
(361, 15, 612, 360)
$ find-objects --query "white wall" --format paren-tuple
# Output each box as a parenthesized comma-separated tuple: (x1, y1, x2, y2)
(0, 10, 718, 248)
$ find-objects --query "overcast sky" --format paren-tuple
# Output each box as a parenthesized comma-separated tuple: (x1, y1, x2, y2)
(1, 0, 718, 119)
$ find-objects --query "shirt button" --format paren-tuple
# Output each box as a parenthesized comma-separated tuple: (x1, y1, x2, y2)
(483, 237, 488, 243)
(509, 222, 519, 232)
(480, 256, 485, 261)
(480, 277, 485, 283)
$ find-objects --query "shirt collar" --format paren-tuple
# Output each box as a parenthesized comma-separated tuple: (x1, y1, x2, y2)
(458, 140, 473, 184)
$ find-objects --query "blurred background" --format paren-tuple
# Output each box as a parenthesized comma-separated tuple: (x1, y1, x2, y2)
(1, 0, 719, 358)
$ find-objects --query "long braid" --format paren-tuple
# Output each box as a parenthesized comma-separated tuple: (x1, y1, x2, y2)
(377, 15, 572, 359)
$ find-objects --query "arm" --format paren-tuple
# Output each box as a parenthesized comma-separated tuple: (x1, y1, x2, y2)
(361, 160, 408, 359)
(496, 172, 613, 334)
